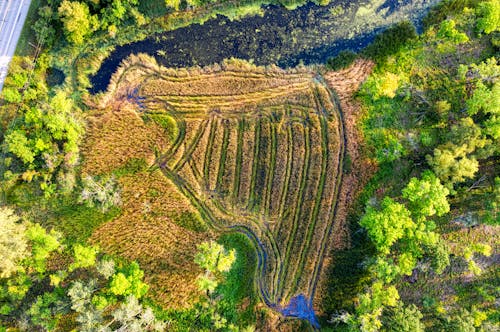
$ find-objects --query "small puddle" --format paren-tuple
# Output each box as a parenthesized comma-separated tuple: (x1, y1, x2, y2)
(279, 294, 320, 328)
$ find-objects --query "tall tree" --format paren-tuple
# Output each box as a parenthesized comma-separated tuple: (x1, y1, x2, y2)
(58, 1, 98, 45)
(0, 208, 28, 278)
(402, 171, 450, 218)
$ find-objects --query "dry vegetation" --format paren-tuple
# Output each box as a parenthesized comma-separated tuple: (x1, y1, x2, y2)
(81, 104, 170, 175)
(312, 59, 377, 312)
(81, 95, 213, 308)
(90, 169, 213, 308)
(86, 55, 373, 316)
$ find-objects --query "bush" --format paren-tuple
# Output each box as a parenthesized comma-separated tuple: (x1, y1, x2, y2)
(437, 19, 469, 44)
(326, 50, 357, 71)
(362, 21, 417, 62)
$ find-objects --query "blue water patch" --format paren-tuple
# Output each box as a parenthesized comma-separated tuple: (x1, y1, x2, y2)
(279, 294, 320, 328)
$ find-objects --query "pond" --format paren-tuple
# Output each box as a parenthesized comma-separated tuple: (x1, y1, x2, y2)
(90, 0, 439, 93)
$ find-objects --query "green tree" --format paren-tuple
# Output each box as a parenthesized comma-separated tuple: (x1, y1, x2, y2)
(69, 244, 98, 272)
(109, 262, 148, 298)
(1, 88, 22, 103)
(0, 208, 28, 278)
(360, 198, 414, 255)
(402, 171, 450, 218)
(58, 0, 98, 45)
(476, 0, 500, 34)
(437, 19, 469, 43)
(382, 303, 424, 332)
(195, 241, 236, 275)
(25, 224, 61, 273)
(4, 130, 35, 165)
(354, 281, 400, 332)
(427, 143, 479, 186)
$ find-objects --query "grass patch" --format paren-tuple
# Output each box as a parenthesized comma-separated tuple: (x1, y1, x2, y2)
(169, 210, 208, 232)
(50, 202, 121, 244)
(146, 113, 179, 142)
(5, 182, 120, 243)
(217, 232, 257, 325)
(112, 158, 149, 177)
(14, 0, 43, 57)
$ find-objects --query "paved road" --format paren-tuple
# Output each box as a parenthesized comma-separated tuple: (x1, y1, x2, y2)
(0, 0, 32, 92)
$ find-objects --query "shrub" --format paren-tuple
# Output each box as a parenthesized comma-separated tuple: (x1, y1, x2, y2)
(437, 19, 469, 44)
(326, 50, 357, 71)
(362, 21, 417, 62)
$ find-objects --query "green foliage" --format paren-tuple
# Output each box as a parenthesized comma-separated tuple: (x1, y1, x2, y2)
(3, 91, 83, 196)
(195, 241, 236, 275)
(109, 272, 131, 295)
(0, 220, 161, 330)
(439, 309, 476, 332)
(463, 243, 492, 276)
(429, 240, 450, 274)
(69, 244, 98, 272)
(360, 197, 413, 255)
(27, 291, 63, 331)
(109, 262, 149, 299)
(476, 0, 500, 34)
(402, 171, 450, 218)
(5, 130, 35, 165)
(382, 303, 424, 332)
(1, 88, 22, 104)
(326, 50, 357, 71)
(437, 19, 469, 44)
(58, 0, 98, 45)
(362, 21, 417, 62)
(354, 281, 399, 332)
(0, 208, 28, 278)
(24, 224, 61, 273)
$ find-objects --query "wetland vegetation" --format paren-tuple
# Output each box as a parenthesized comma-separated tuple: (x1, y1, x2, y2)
(0, 0, 499, 331)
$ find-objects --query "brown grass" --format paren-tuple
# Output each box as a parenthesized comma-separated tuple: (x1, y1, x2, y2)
(81, 105, 170, 175)
(313, 59, 377, 313)
(89, 55, 374, 320)
(90, 170, 213, 308)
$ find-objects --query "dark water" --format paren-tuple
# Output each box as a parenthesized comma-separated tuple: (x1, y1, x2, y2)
(90, 0, 438, 93)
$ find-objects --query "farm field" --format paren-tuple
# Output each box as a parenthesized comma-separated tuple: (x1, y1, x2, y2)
(92, 55, 362, 323)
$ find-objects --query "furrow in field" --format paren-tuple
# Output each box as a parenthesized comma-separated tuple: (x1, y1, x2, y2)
(263, 114, 278, 217)
(290, 84, 337, 296)
(216, 119, 231, 192)
(287, 111, 325, 297)
(237, 120, 256, 207)
(171, 119, 208, 170)
(307, 79, 345, 298)
(157, 114, 186, 167)
(232, 119, 245, 203)
(202, 118, 218, 189)
(276, 118, 310, 303)
(207, 118, 224, 191)
(218, 119, 238, 199)
(268, 111, 290, 219)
